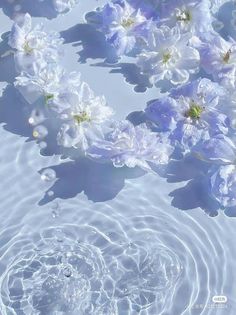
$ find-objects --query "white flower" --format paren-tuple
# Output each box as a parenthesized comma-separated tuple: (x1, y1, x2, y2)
(57, 82, 114, 151)
(137, 25, 200, 85)
(15, 63, 81, 106)
(53, 0, 79, 13)
(160, 0, 213, 34)
(8, 13, 63, 72)
(88, 120, 173, 171)
(198, 35, 236, 90)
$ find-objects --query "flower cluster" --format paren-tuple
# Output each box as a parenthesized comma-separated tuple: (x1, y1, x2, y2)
(85, 0, 236, 211)
(7, 1, 236, 212)
(9, 13, 172, 173)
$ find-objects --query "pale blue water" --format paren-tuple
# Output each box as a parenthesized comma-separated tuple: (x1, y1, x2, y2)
(0, 1, 236, 314)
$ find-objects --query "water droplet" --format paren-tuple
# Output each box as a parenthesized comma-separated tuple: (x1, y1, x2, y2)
(33, 125, 48, 139)
(41, 168, 56, 182)
(52, 210, 59, 219)
(47, 190, 54, 197)
(29, 109, 45, 125)
(63, 266, 72, 278)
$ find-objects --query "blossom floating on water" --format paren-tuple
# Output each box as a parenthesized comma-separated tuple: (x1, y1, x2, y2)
(158, 0, 213, 35)
(88, 120, 173, 171)
(209, 164, 236, 208)
(8, 13, 63, 73)
(57, 82, 114, 151)
(197, 35, 236, 90)
(137, 25, 200, 86)
(53, 0, 79, 13)
(87, 0, 149, 56)
(145, 78, 231, 153)
(15, 63, 81, 106)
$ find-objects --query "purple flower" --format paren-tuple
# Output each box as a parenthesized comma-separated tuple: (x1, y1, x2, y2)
(210, 164, 236, 208)
(197, 34, 236, 90)
(88, 0, 148, 56)
(145, 78, 231, 153)
(88, 120, 173, 171)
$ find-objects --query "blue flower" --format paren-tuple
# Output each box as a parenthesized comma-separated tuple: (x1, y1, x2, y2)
(87, 0, 148, 56)
(53, 0, 79, 13)
(145, 78, 231, 153)
(88, 120, 173, 171)
(192, 134, 236, 164)
(209, 164, 236, 208)
(197, 34, 236, 90)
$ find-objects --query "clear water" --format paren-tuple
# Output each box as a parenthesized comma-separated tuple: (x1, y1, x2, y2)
(0, 1, 236, 315)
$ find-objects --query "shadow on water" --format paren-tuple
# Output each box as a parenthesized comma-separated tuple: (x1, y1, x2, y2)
(38, 159, 145, 205)
(0, 16, 234, 215)
(0, 85, 145, 205)
(0, 0, 58, 20)
(215, 1, 236, 40)
(127, 110, 235, 217)
(60, 23, 152, 92)
(0, 32, 18, 84)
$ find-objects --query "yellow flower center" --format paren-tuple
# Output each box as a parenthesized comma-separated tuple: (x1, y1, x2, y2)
(121, 18, 135, 29)
(222, 49, 231, 64)
(177, 10, 192, 22)
(162, 52, 172, 64)
(23, 41, 33, 54)
(73, 111, 91, 124)
(185, 102, 204, 119)
(45, 94, 54, 103)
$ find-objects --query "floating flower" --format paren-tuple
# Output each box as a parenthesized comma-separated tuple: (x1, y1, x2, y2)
(57, 82, 113, 151)
(159, 0, 213, 35)
(15, 63, 81, 106)
(8, 13, 63, 72)
(209, 164, 236, 208)
(193, 134, 236, 164)
(88, 120, 173, 171)
(137, 25, 200, 85)
(53, 0, 79, 13)
(145, 78, 230, 153)
(87, 0, 148, 56)
(198, 35, 236, 90)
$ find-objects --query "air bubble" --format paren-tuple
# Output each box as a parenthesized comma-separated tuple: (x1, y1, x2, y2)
(63, 266, 72, 278)
(33, 125, 48, 139)
(29, 109, 45, 125)
(41, 168, 56, 182)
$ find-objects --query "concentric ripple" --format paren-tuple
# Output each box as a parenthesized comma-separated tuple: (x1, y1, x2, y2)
(0, 226, 117, 315)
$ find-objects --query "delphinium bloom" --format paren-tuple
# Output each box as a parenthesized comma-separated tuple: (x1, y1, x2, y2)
(15, 63, 81, 106)
(209, 164, 236, 208)
(158, 0, 213, 35)
(87, 120, 173, 171)
(197, 35, 236, 90)
(8, 13, 63, 72)
(87, 0, 148, 56)
(192, 134, 236, 164)
(57, 82, 114, 151)
(137, 25, 200, 86)
(53, 0, 79, 13)
(145, 78, 230, 154)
